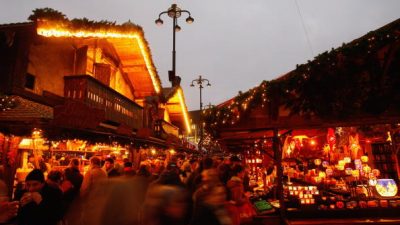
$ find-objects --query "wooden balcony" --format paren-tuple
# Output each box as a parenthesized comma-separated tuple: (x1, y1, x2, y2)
(63, 75, 143, 130)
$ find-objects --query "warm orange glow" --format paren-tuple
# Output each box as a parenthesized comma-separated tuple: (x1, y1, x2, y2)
(36, 26, 161, 93)
(177, 88, 191, 134)
(293, 135, 309, 141)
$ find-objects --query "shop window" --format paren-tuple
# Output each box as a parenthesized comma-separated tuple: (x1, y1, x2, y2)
(25, 73, 35, 90)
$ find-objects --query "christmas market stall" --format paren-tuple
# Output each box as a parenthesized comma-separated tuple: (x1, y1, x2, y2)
(204, 18, 400, 224)
(0, 8, 193, 195)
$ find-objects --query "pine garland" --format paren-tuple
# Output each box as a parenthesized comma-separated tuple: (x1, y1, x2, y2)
(204, 18, 400, 137)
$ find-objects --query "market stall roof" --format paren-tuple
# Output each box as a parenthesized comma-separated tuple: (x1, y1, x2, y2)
(163, 86, 191, 134)
(31, 14, 162, 99)
(205, 18, 400, 150)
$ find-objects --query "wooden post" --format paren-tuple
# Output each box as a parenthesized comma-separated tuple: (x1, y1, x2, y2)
(273, 128, 286, 224)
(32, 138, 39, 169)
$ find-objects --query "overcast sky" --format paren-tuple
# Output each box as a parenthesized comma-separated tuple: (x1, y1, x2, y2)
(1, 1, 399, 110)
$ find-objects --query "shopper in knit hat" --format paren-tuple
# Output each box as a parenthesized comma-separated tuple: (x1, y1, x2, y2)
(14, 169, 63, 225)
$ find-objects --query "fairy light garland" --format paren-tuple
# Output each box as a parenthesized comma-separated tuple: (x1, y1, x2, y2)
(204, 20, 400, 137)
(0, 94, 18, 111)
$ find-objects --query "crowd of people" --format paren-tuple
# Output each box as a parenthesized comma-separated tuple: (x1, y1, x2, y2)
(0, 154, 258, 225)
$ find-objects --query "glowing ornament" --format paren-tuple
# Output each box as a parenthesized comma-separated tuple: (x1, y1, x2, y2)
(369, 179, 377, 186)
(345, 168, 353, 175)
(372, 169, 380, 177)
(314, 159, 322, 166)
(375, 179, 398, 197)
(335, 165, 344, 171)
(352, 170, 360, 178)
(338, 160, 345, 166)
(368, 173, 375, 179)
(361, 155, 369, 163)
(344, 157, 351, 163)
(363, 165, 371, 174)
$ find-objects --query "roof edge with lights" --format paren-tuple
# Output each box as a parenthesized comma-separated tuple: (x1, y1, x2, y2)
(27, 8, 162, 93)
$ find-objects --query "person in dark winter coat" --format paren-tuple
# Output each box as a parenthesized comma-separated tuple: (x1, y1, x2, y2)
(104, 158, 121, 177)
(15, 169, 63, 225)
(63, 158, 83, 200)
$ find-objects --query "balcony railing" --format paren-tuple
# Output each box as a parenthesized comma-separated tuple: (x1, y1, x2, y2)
(64, 75, 143, 130)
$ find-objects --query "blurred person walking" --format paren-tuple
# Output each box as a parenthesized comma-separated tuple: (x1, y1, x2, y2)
(191, 169, 232, 225)
(142, 162, 190, 225)
(0, 178, 18, 223)
(78, 156, 108, 225)
(62, 158, 83, 225)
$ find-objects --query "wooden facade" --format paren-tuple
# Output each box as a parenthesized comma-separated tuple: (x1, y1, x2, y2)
(0, 17, 190, 147)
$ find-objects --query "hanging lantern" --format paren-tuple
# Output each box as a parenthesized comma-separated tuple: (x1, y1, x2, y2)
(314, 159, 322, 166)
(361, 155, 369, 163)
(344, 157, 351, 163)
(327, 128, 336, 145)
(318, 171, 326, 179)
(327, 128, 336, 156)
(345, 168, 353, 175)
(338, 160, 345, 166)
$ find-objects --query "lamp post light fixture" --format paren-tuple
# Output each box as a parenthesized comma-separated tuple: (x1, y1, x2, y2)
(155, 4, 194, 85)
(190, 75, 211, 152)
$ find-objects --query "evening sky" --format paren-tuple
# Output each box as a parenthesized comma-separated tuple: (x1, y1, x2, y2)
(0, 0, 399, 110)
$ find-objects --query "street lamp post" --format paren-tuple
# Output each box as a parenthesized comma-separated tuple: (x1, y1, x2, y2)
(190, 75, 211, 152)
(155, 4, 194, 86)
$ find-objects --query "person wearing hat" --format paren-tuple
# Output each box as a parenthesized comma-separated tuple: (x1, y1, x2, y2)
(15, 169, 63, 225)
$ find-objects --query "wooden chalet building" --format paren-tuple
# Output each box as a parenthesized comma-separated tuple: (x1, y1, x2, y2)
(0, 10, 191, 149)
